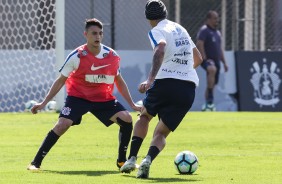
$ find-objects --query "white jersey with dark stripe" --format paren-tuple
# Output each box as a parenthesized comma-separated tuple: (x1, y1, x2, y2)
(148, 19, 199, 86)
(59, 44, 120, 77)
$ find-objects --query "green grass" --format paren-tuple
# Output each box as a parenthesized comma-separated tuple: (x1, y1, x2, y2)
(0, 112, 281, 184)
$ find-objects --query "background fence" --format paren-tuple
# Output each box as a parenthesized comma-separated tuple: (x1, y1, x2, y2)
(0, 0, 281, 112)
(63, 0, 282, 51)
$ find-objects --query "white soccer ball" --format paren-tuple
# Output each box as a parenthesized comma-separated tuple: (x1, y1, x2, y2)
(202, 103, 216, 111)
(174, 150, 199, 174)
(135, 100, 143, 106)
(24, 100, 37, 111)
(45, 100, 57, 112)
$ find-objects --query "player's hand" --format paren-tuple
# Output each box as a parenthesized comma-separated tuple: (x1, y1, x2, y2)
(131, 104, 142, 112)
(224, 63, 228, 72)
(31, 102, 45, 114)
(138, 79, 154, 93)
(138, 81, 148, 93)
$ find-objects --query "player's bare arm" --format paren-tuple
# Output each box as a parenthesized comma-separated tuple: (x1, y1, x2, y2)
(149, 42, 165, 81)
(140, 42, 165, 93)
(31, 74, 67, 114)
(193, 47, 203, 68)
(221, 48, 228, 72)
(196, 40, 207, 60)
(115, 74, 141, 112)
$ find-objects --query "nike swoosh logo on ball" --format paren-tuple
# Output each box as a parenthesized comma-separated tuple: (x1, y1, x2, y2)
(91, 64, 111, 71)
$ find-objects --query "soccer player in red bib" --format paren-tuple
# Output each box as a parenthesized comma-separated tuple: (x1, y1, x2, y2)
(27, 18, 141, 171)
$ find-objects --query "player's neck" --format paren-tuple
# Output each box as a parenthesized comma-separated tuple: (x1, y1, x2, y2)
(86, 44, 101, 56)
(149, 19, 164, 27)
(206, 24, 216, 30)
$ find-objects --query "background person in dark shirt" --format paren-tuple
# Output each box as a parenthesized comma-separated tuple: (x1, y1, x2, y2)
(196, 10, 228, 111)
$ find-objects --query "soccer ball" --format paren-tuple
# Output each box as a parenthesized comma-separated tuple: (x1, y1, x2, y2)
(24, 100, 37, 111)
(45, 100, 57, 112)
(135, 100, 143, 106)
(202, 103, 216, 111)
(174, 150, 199, 174)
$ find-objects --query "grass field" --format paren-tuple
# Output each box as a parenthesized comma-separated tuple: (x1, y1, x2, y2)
(0, 112, 281, 184)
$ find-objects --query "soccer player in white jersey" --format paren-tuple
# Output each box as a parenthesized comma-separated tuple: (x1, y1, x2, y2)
(120, 0, 202, 178)
(27, 18, 141, 171)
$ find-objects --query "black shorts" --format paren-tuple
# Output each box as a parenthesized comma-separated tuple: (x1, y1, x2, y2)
(201, 59, 221, 84)
(143, 78, 195, 131)
(59, 96, 126, 126)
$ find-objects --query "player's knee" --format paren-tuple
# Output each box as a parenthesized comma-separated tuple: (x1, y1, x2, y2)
(139, 113, 151, 123)
(116, 111, 132, 123)
(54, 118, 72, 134)
(154, 120, 171, 138)
(207, 65, 217, 75)
(117, 117, 133, 131)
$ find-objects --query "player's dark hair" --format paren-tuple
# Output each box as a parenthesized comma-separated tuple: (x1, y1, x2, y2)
(145, 0, 167, 20)
(206, 10, 216, 20)
(85, 18, 103, 30)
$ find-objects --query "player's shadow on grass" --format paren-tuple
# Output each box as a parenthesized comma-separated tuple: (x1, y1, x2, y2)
(45, 170, 119, 176)
(121, 174, 201, 182)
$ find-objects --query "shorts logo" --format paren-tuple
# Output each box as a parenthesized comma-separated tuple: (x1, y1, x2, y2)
(61, 107, 71, 116)
(250, 58, 281, 107)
